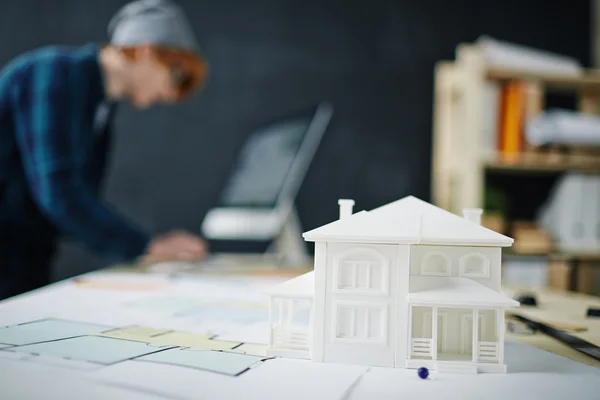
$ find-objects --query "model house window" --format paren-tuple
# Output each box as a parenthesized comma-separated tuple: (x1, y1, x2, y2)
(334, 248, 389, 295)
(334, 302, 387, 343)
(420, 252, 450, 276)
(459, 253, 490, 278)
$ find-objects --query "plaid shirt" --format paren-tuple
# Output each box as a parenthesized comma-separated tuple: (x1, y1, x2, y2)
(0, 44, 151, 265)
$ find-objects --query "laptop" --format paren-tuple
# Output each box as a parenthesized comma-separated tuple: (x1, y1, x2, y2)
(149, 102, 333, 274)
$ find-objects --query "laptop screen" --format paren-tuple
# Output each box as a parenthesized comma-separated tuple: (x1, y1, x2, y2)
(219, 116, 312, 208)
(217, 103, 332, 209)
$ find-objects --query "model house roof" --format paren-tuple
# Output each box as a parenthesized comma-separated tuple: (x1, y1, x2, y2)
(264, 271, 314, 299)
(408, 276, 520, 307)
(302, 196, 513, 247)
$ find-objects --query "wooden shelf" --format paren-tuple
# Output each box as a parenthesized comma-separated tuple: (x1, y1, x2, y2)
(486, 68, 600, 92)
(432, 42, 600, 218)
(504, 250, 600, 261)
(483, 153, 600, 174)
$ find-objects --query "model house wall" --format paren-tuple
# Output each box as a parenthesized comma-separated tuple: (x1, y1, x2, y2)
(409, 245, 502, 291)
(319, 242, 410, 368)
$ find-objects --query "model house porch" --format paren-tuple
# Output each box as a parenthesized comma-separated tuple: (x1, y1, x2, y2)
(407, 276, 518, 373)
(407, 305, 505, 371)
(265, 271, 518, 373)
(265, 271, 314, 360)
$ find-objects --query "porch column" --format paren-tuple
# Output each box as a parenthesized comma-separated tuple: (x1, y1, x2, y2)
(432, 306, 438, 360)
(286, 299, 294, 329)
(472, 308, 479, 363)
(497, 308, 505, 363)
(407, 304, 413, 359)
(268, 297, 274, 346)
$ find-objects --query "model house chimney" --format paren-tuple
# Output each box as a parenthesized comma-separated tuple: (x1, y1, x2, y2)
(462, 208, 483, 225)
(338, 199, 355, 220)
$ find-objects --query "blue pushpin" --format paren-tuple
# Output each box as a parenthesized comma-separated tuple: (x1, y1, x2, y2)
(417, 367, 429, 379)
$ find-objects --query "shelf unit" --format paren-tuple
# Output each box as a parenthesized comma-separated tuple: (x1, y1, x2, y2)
(432, 43, 600, 216)
(431, 41, 600, 293)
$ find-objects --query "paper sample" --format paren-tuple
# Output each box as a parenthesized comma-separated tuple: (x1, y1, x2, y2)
(137, 348, 264, 375)
(98, 326, 171, 343)
(226, 343, 268, 357)
(149, 332, 239, 350)
(0, 318, 113, 346)
(97, 326, 239, 350)
(8, 335, 170, 365)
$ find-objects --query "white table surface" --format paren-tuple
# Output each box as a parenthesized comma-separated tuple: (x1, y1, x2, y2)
(1, 267, 600, 400)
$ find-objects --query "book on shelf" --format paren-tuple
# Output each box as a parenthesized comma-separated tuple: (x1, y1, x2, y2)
(482, 82, 600, 168)
(482, 79, 541, 164)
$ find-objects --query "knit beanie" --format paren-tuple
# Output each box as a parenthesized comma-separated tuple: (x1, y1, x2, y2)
(108, 0, 200, 54)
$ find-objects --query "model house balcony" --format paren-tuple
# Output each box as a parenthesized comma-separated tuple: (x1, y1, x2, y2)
(265, 271, 314, 360)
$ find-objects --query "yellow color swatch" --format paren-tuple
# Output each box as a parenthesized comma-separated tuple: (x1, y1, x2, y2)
(149, 331, 239, 350)
(97, 326, 241, 350)
(98, 326, 171, 343)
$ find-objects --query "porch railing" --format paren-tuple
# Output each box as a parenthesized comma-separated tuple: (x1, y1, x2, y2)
(411, 338, 432, 357)
(272, 328, 309, 351)
(478, 341, 498, 361)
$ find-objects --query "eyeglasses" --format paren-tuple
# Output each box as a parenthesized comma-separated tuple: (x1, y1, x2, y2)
(171, 67, 192, 89)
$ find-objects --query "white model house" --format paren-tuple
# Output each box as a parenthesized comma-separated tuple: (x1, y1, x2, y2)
(265, 196, 519, 374)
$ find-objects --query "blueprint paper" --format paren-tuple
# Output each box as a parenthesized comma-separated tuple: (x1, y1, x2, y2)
(127, 295, 270, 324)
(93, 357, 369, 400)
(214, 322, 270, 344)
(138, 348, 264, 375)
(0, 358, 166, 400)
(348, 340, 600, 400)
(348, 368, 600, 400)
(0, 318, 113, 345)
(125, 296, 206, 314)
(9, 335, 171, 365)
(174, 301, 269, 323)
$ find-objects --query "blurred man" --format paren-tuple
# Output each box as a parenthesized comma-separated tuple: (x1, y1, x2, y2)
(0, 0, 209, 300)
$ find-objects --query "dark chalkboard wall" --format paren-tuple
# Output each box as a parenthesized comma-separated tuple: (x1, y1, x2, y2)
(0, 0, 590, 280)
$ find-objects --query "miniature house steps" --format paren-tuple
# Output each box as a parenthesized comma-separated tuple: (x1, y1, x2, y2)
(265, 196, 521, 374)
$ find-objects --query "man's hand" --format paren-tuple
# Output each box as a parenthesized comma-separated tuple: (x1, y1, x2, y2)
(143, 230, 208, 263)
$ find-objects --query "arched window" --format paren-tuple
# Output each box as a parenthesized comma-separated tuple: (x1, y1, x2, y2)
(459, 253, 490, 278)
(333, 247, 389, 295)
(420, 252, 450, 276)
